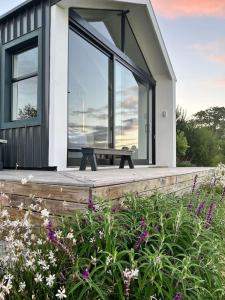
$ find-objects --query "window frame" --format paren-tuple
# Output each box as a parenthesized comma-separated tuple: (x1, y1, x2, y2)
(0, 29, 42, 129)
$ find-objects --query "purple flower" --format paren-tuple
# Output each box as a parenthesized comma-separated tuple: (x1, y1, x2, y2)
(47, 219, 57, 242)
(81, 268, 90, 280)
(135, 229, 149, 250)
(192, 174, 198, 193)
(205, 202, 216, 228)
(87, 196, 96, 212)
(173, 292, 182, 300)
(195, 201, 205, 216)
(221, 186, 225, 201)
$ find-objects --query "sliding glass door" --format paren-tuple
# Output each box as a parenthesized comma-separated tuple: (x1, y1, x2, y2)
(68, 27, 153, 166)
(68, 30, 110, 150)
(115, 61, 148, 161)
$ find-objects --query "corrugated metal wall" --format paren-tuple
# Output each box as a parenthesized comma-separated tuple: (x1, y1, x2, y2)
(0, 0, 50, 169)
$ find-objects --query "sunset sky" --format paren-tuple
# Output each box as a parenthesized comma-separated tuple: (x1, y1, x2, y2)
(1, 0, 225, 116)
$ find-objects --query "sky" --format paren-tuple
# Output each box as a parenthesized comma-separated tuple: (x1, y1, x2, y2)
(1, 0, 225, 116)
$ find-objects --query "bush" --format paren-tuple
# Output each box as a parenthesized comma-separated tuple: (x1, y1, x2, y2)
(0, 175, 225, 299)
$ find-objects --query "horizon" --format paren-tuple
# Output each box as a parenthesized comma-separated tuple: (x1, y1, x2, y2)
(1, 0, 225, 117)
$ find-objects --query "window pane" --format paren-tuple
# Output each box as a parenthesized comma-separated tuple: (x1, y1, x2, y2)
(13, 47, 38, 78)
(68, 29, 110, 149)
(12, 77, 38, 120)
(115, 62, 148, 160)
(74, 9, 121, 49)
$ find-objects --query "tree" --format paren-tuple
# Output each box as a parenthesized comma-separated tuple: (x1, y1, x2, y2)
(176, 130, 189, 162)
(18, 104, 37, 119)
(193, 106, 225, 137)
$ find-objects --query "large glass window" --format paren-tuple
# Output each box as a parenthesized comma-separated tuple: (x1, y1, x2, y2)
(74, 9, 122, 49)
(115, 61, 148, 160)
(73, 8, 150, 76)
(68, 29, 110, 149)
(11, 47, 38, 120)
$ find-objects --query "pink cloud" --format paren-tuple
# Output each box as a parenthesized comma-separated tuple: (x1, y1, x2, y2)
(191, 39, 225, 65)
(151, 0, 225, 18)
(208, 55, 225, 64)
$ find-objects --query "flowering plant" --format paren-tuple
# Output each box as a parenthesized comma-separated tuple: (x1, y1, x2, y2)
(0, 174, 225, 299)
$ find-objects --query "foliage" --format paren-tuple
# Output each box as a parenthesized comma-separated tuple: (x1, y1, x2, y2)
(1, 172, 225, 299)
(18, 104, 37, 119)
(193, 106, 225, 137)
(176, 106, 225, 166)
(176, 130, 189, 161)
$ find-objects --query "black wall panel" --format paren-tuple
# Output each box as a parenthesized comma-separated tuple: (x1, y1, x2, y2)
(0, 0, 50, 169)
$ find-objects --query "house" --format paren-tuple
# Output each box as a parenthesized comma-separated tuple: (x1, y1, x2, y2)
(0, 0, 176, 171)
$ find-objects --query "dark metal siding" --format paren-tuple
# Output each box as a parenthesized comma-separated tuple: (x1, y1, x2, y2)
(0, 0, 50, 169)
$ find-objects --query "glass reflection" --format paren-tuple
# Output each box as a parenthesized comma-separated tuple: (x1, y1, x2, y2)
(68, 29, 109, 149)
(13, 47, 38, 78)
(115, 62, 148, 159)
(12, 77, 38, 120)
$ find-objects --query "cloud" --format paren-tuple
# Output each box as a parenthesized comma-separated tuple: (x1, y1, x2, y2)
(191, 39, 225, 65)
(151, 0, 225, 18)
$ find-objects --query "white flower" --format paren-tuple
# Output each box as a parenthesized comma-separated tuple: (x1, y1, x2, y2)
(18, 281, 26, 292)
(46, 274, 55, 287)
(66, 232, 74, 239)
(34, 273, 43, 283)
(17, 203, 24, 210)
(1, 210, 9, 218)
(90, 237, 95, 243)
(56, 287, 67, 299)
(91, 256, 97, 265)
(43, 219, 49, 227)
(41, 209, 50, 219)
(106, 255, 113, 266)
(99, 230, 104, 239)
(55, 230, 62, 239)
(131, 268, 139, 279)
(21, 177, 28, 185)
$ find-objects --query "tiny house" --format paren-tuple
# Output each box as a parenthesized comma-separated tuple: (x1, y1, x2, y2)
(0, 0, 176, 170)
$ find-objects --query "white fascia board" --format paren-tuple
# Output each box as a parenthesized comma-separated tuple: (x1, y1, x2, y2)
(49, 5, 69, 170)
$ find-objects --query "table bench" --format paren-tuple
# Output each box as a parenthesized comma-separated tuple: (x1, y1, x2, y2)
(77, 147, 134, 171)
(0, 140, 7, 170)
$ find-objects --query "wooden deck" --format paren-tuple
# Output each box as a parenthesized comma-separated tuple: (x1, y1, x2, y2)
(0, 167, 215, 216)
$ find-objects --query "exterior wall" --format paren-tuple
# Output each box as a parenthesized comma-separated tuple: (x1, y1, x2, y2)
(48, 5, 68, 170)
(0, 0, 50, 168)
(155, 76, 176, 167)
(49, 0, 176, 169)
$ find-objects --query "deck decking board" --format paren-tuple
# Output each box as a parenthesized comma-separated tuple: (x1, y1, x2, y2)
(0, 167, 215, 216)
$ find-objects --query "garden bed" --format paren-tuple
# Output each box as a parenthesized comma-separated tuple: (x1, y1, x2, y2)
(0, 165, 225, 299)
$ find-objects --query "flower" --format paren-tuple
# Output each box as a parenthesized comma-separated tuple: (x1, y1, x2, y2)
(87, 197, 96, 212)
(123, 268, 139, 297)
(46, 274, 55, 287)
(34, 273, 43, 283)
(205, 202, 216, 228)
(21, 177, 28, 185)
(135, 230, 149, 250)
(18, 281, 26, 292)
(56, 287, 67, 299)
(41, 209, 50, 219)
(81, 269, 90, 280)
(46, 220, 56, 242)
(195, 201, 205, 216)
(1, 210, 9, 218)
(173, 292, 182, 300)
